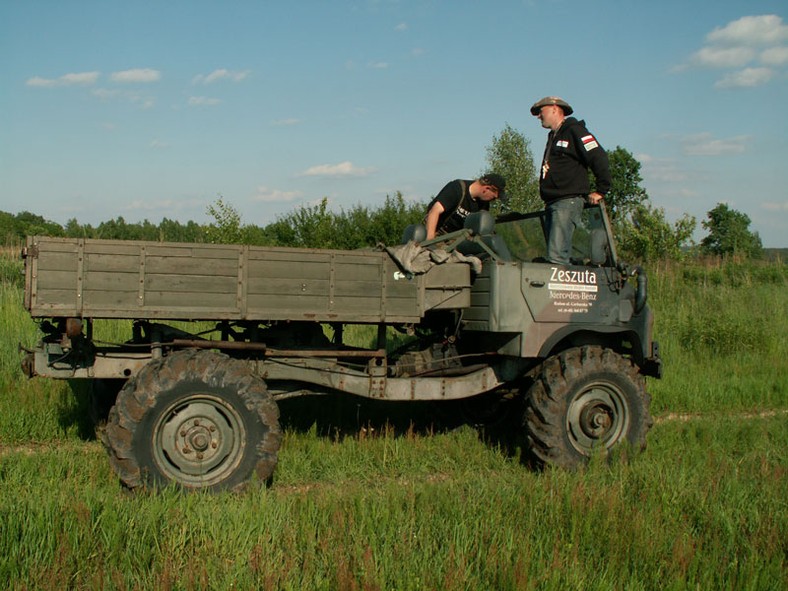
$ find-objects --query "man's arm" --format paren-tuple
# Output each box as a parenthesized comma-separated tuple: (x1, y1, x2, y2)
(425, 180, 463, 239)
(573, 124, 611, 201)
(425, 201, 445, 240)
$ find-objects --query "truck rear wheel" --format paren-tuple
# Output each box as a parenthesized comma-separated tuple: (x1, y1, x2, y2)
(523, 346, 652, 470)
(102, 349, 282, 492)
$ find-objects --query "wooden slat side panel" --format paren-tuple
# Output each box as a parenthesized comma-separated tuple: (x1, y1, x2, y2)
(32, 239, 80, 313)
(82, 242, 147, 257)
(334, 262, 382, 282)
(83, 271, 139, 292)
(144, 291, 238, 310)
(145, 274, 237, 295)
(32, 290, 79, 312)
(35, 251, 79, 273)
(246, 294, 330, 316)
(80, 240, 238, 259)
(147, 245, 240, 259)
(247, 259, 330, 282)
(83, 252, 139, 274)
(35, 239, 79, 254)
(80, 290, 142, 311)
(247, 248, 333, 264)
(331, 297, 385, 313)
(141, 256, 238, 277)
(247, 278, 331, 296)
(333, 281, 384, 297)
(26, 237, 429, 322)
(36, 270, 80, 291)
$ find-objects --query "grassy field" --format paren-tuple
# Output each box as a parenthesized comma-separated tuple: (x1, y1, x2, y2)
(1, 250, 786, 590)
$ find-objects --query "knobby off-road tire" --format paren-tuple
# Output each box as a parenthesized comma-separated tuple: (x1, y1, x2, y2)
(102, 349, 282, 492)
(524, 346, 653, 470)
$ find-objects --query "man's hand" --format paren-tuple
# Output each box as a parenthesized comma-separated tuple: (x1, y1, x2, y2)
(588, 192, 604, 205)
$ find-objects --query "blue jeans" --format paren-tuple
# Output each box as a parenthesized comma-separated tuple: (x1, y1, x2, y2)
(545, 197, 584, 265)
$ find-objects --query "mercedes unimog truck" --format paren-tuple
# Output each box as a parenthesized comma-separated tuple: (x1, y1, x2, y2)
(20, 204, 661, 492)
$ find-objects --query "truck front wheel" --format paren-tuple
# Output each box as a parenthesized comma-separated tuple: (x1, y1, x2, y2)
(103, 349, 282, 492)
(523, 346, 652, 469)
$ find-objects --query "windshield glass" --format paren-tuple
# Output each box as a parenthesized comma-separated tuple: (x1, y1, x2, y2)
(495, 205, 612, 266)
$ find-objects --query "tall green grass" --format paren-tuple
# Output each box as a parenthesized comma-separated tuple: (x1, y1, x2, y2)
(1, 419, 785, 589)
(648, 260, 788, 414)
(1, 251, 786, 589)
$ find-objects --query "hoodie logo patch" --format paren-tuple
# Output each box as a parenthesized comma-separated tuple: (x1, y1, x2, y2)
(555, 140, 569, 148)
(581, 134, 599, 151)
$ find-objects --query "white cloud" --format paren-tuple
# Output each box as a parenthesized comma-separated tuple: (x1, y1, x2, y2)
(192, 69, 250, 85)
(111, 68, 161, 83)
(92, 88, 120, 100)
(188, 96, 222, 107)
(761, 201, 788, 212)
(690, 46, 755, 68)
(681, 132, 749, 156)
(369, 61, 389, 69)
(91, 88, 154, 108)
(640, 155, 692, 183)
(677, 15, 788, 89)
(760, 46, 788, 66)
(26, 71, 100, 87)
(271, 118, 302, 126)
(299, 161, 376, 177)
(26, 76, 58, 88)
(714, 67, 774, 88)
(124, 199, 176, 212)
(131, 95, 156, 109)
(707, 14, 788, 46)
(150, 139, 169, 149)
(253, 186, 303, 202)
(61, 72, 101, 85)
(395, 22, 408, 32)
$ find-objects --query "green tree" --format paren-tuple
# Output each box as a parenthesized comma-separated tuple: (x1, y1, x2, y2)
(270, 198, 337, 248)
(345, 192, 424, 248)
(95, 216, 131, 240)
(64, 218, 93, 238)
(604, 146, 649, 222)
(485, 124, 540, 214)
(617, 202, 696, 262)
(13, 211, 64, 238)
(700, 203, 763, 258)
(206, 197, 244, 244)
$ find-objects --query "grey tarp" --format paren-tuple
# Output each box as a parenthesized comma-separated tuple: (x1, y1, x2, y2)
(384, 241, 483, 275)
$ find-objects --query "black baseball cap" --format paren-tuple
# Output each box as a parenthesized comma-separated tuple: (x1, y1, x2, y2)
(479, 173, 507, 202)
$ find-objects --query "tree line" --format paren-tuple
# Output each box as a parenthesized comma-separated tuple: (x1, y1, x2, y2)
(1, 125, 764, 261)
(0, 194, 425, 252)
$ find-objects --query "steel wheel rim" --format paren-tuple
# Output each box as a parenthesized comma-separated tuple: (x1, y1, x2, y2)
(153, 393, 246, 487)
(566, 381, 630, 455)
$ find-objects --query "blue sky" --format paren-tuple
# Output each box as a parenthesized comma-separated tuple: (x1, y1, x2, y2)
(1, 0, 786, 246)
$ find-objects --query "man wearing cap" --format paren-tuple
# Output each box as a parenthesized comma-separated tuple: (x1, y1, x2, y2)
(531, 96, 611, 265)
(424, 174, 506, 240)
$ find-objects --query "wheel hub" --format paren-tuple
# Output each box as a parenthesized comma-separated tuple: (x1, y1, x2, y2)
(579, 403, 613, 437)
(567, 384, 629, 455)
(156, 398, 242, 479)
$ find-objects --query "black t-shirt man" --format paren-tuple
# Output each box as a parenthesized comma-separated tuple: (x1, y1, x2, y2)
(424, 174, 506, 239)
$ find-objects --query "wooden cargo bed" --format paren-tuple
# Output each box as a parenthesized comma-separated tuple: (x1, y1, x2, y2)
(23, 236, 471, 323)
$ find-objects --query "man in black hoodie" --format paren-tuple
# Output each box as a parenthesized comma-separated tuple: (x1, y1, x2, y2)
(531, 96, 611, 265)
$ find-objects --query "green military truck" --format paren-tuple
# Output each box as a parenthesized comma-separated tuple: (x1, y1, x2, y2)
(20, 204, 661, 492)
